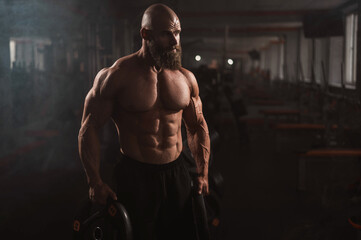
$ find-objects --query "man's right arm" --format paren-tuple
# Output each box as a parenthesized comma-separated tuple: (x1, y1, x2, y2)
(78, 68, 118, 204)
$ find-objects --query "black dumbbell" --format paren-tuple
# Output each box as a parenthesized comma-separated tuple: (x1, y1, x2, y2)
(73, 197, 132, 240)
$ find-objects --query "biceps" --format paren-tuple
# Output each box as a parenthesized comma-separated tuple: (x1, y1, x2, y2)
(81, 90, 114, 128)
(183, 97, 204, 132)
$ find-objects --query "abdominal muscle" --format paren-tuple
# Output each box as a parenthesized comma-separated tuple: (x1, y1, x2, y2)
(113, 110, 184, 164)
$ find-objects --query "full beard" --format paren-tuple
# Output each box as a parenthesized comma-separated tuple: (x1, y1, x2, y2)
(147, 40, 182, 70)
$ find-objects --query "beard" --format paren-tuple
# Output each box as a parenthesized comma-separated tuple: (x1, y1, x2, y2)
(147, 40, 182, 70)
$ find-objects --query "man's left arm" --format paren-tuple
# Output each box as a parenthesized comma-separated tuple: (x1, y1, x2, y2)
(183, 72, 211, 195)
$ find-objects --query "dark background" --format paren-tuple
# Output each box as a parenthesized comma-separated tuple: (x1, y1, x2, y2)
(0, 0, 360, 239)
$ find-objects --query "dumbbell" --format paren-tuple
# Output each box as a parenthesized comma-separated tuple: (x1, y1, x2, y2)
(73, 197, 132, 240)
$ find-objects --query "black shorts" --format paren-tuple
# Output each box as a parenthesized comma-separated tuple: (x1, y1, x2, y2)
(113, 153, 196, 240)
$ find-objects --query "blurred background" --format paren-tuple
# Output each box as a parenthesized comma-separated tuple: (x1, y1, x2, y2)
(0, 0, 360, 239)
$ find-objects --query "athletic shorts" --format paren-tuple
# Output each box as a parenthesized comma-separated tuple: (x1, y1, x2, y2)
(113, 153, 197, 240)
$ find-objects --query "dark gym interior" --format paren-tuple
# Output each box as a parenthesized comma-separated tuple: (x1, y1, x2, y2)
(1, 0, 361, 239)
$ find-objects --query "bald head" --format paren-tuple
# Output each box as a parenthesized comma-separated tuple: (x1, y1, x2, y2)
(140, 4, 182, 70)
(141, 4, 180, 31)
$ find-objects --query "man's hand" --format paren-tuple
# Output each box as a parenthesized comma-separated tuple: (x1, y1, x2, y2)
(197, 175, 209, 195)
(89, 181, 117, 205)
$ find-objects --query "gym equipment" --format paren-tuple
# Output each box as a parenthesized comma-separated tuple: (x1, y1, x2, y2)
(191, 180, 210, 240)
(73, 197, 132, 240)
(182, 130, 224, 240)
(74, 127, 222, 240)
(348, 213, 361, 240)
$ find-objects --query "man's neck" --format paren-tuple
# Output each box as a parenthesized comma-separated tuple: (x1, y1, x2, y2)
(138, 45, 161, 71)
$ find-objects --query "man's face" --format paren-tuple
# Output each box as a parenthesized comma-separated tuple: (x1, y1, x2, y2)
(147, 18, 182, 70)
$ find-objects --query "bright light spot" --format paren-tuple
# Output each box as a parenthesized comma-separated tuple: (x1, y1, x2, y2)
(195, 55, 201, 61)
(227, 59, 234, 65)
(9, 40, 15, 69)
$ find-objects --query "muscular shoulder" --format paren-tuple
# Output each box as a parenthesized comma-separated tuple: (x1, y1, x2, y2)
(179, 67, 199, 97)
(91, 54, 137, 99)
(112, 53, 138, 71)
(91, 67, 120, 100)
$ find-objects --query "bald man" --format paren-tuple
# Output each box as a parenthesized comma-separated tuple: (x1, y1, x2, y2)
(78, 3, 210, 240)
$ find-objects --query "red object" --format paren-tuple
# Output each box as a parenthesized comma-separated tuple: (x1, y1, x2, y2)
(260, 109, 300, 115)
(348, 217, 361, 230)
(274, 123, 341, 130)
(300, 149, 361, 157)
(239, 118, 265, 125)
(252, 100, 283, 106)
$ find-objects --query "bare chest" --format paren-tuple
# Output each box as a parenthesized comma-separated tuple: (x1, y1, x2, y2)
(118, 70, 191, 112)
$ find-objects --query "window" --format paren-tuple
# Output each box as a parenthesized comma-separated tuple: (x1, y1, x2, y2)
(314, 38, 328, 84)
(9, 37, 51, 72)
(299, 32, 312, 82)
(269, 43, 278, 80)
(260, 50, 266, 70)
(344, 13, 358, 85)
(328, 37, 344, 86)
(278, 41, 284, 80)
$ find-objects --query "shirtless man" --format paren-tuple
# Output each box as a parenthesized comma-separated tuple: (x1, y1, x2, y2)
(78, 3, 210, 239)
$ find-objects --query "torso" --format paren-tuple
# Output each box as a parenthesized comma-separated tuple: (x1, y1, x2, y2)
(110, 54, 192, 164)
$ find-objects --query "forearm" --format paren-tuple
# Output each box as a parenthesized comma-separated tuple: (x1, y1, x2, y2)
(187, 119, 210, 177)
(78, 124, 102, 187)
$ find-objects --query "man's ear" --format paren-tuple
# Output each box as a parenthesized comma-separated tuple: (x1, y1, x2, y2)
(140, 28, 151, 40)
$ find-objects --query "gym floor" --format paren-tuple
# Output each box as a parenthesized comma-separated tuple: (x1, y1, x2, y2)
(1, 84, 359, 239)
